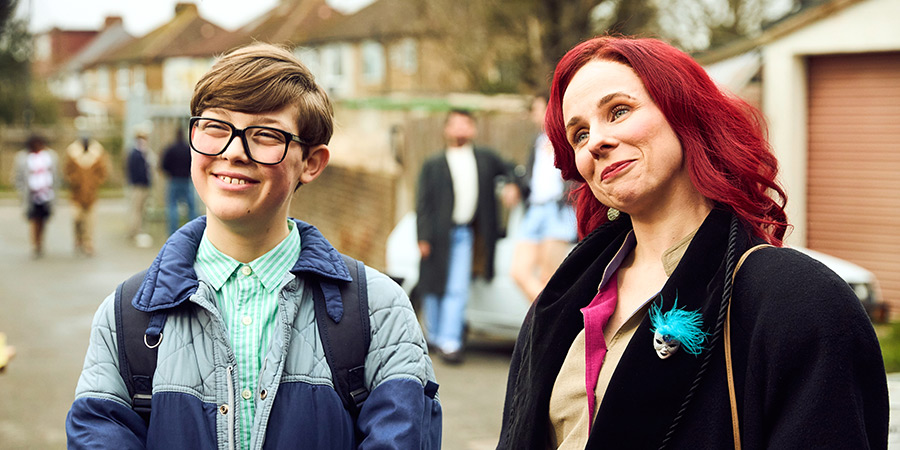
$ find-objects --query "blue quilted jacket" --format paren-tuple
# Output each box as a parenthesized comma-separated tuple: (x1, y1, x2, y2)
(66, 217, 442, 449)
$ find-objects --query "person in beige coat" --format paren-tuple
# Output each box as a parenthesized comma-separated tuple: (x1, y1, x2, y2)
(64, 137, 109, 256)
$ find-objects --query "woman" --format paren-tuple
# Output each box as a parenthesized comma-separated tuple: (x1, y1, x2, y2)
(498, 36, 888, 449)
(14, 135, 59, 258)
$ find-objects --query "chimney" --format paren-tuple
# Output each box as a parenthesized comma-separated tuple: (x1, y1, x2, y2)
(103, 16, 123, 29)
(175, 2, 199, 16)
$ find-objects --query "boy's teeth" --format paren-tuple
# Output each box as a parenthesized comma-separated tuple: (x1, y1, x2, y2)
(219, 176, 246, 185)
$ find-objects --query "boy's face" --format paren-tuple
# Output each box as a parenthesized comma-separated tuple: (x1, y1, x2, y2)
(190, 106, 329, 230)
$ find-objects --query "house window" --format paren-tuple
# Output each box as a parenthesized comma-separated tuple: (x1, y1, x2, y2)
(295, 47, 321, 79)
(116, 67, 130, 100)
(319, 44, 354, 98)
(96, 66, 110, 99)
(391, 38, 417, 75)
(133, 66, 146, 94)
(361, 40, 385, 84)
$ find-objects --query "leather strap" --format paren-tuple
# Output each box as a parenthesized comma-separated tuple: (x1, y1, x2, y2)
(726, 243, 773, 450)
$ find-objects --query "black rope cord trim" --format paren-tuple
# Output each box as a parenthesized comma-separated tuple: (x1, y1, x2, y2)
(658, 215, 740, 449)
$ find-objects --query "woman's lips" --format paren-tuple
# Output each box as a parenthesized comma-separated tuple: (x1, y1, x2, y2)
(601, 159, 635, 181)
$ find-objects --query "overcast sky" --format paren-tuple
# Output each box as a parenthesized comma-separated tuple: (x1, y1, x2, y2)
(17, 0, 373, 35)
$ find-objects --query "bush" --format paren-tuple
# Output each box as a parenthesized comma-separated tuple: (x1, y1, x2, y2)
(875, 322, 900, 373)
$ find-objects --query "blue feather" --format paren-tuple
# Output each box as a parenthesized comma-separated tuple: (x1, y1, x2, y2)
(649, 295, 707, 355)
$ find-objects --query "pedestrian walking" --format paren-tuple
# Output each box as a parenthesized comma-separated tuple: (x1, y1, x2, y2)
(63, 135, 109, 256)
(0, 332, 14, 373)
(125, 130, 153, 246)
(509, 94, 577, 301)
(160, 127, 197, 235)
(498, 36, 888, 449)
(14, 134, 59, 258)
(66, 43, 441, 449)
(416, 109, 521, 364)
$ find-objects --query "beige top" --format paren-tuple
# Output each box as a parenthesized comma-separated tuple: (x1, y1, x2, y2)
(548, 228, 697, 449)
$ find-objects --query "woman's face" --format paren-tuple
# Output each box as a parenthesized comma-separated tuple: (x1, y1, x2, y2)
(561, 60, 695, 218)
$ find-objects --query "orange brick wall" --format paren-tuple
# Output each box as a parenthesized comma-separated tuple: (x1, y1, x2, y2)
(289, 165, 397, 272)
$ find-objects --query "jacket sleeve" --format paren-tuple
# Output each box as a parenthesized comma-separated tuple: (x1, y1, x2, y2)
(66, 293, 148, 449)
(415, 160, 436, 244)
(356, 268, 441, 449)
(738, 248, 889, 449)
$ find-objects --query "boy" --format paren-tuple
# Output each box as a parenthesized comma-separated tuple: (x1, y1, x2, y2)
(66, 44, 441, 449)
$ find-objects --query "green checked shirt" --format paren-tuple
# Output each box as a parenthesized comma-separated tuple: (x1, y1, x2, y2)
(194, 221, 301, 450)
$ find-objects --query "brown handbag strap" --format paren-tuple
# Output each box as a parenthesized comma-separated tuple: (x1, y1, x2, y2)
(725, 243, 773, 450)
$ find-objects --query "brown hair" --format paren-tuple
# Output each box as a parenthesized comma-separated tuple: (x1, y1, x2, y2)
(190, 43, 334, 154)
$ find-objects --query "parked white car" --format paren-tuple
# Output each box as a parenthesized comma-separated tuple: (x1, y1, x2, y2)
(386, 207, 887, 343)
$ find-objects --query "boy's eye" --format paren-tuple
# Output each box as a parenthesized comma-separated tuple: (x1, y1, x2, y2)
(249, 128, 287, 145)
(199, 121, 231, 135)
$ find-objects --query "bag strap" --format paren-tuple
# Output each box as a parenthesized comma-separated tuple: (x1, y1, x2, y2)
(725, 244, 773, 450)
(313, 254, 371, 418)
(114, 269, 164, 425)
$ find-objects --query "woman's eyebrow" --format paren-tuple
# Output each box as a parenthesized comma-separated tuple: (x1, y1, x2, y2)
(565, 92, 635, 130)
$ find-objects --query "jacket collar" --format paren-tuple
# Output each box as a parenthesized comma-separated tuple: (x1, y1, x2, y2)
(132, 216, 351, 312)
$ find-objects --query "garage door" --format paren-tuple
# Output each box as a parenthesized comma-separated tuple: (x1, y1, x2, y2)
(807, 52, 900, 316)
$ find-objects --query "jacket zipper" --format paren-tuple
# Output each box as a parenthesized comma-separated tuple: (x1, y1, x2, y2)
(227, 365, 235, 450)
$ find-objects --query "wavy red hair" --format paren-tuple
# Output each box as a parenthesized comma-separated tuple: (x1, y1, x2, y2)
(546, 36, 788, 245)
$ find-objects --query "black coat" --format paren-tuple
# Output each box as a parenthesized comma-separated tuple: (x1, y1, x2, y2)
(499, 208, 888, 449)
(415, 147, 514, 297)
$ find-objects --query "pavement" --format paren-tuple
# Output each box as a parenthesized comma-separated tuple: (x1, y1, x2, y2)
(0, 196, 897, 449)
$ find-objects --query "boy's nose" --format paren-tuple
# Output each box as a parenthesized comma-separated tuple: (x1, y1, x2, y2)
(221, 134, 252, 163)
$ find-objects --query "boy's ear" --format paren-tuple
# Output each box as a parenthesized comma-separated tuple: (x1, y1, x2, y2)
(299, 144, 329, 185)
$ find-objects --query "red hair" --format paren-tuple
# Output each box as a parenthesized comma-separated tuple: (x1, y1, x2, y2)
(546, 36, 788, 245)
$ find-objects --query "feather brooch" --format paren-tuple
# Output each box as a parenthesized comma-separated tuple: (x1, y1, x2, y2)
(649, 297, 707, 359)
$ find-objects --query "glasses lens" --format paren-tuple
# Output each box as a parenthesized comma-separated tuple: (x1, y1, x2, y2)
(191, 119, 232, 155)
(245, 127, 288, 164)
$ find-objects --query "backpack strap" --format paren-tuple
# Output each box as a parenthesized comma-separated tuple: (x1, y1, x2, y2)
(114, 269, 165, 425)
(313, 254, 371, 418)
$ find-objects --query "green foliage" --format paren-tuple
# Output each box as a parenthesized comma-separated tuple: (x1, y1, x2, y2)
(0, 2, 56, 126)
(876, 322, 900, 373)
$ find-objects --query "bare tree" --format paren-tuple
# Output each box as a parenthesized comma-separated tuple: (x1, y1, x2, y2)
(422, 0, 796, 94)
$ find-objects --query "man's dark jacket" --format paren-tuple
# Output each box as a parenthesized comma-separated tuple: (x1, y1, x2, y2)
(416, 147, 514, 297)
(498, 208, 888, 449)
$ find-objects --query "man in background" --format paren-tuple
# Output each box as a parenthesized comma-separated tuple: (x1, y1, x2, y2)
(416, 109, 520, 364)
(160, 127, 197, 235)
(125, 130, 153, 247)
(64, 135, 109, 256)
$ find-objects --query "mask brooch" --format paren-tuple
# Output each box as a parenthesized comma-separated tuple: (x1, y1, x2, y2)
(649, 297, 707, 360)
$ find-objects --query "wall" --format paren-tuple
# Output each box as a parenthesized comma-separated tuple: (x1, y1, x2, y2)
(762, 0, 900, 246)
(289, 165, 397, 271)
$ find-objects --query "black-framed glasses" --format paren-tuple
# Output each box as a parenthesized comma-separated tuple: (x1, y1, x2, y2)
(189, 116, 308, 165)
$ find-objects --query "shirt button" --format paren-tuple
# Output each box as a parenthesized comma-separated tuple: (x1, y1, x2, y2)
(241, 316, 252, 326)
(241, 266, 252, 276)
(241, 389, 252, 400)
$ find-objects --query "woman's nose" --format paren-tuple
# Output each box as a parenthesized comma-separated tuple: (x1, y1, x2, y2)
(586, 127, 617, 157)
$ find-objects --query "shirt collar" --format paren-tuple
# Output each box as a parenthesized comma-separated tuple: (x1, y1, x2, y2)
(195, 221, 301, 293)
(597, 226, 700, 291)
(253, 221, 301, 292)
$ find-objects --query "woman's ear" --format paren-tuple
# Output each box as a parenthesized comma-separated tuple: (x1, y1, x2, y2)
(299, 144, 330, 185)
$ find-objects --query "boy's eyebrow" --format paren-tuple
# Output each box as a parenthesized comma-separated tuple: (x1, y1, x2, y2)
(565, 92, 635, 130)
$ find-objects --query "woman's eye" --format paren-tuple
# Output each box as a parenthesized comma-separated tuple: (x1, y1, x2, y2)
(611, 105, 629, 120)
(570, 130, 588, 147)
